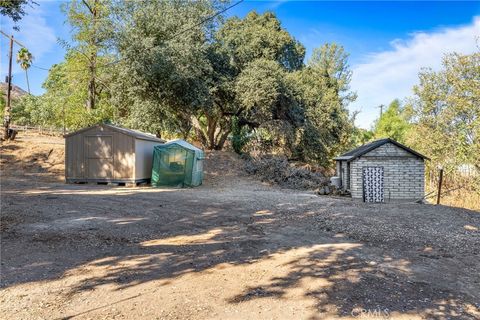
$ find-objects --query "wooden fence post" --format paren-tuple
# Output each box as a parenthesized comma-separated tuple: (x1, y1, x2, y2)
(436, 168, 444, 205)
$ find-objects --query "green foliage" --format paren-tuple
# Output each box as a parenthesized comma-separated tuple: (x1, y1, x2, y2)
(16, 48, 33, 70)
(350, 127, 374, 147)
(114, 8, 313, 151)
(205, 10, 305, 150)
(216, 11, 305, 72)
(307, 44, 356, 103)
(237, 43, 356, 166)
(198, 11, 306, 150)
(12, 57, 113, 130)
(0, 0, 36, 29)
(39, 52, 113, 129)
(16, 47, 33, 93)
(246, 120, 297, 158)
(63, 0, 112, 50)
(231, 116, 250, 154)
(289, 43, 356, 164)
(407, 51, 480, 180)
(60, 0, 114, 111)
(111, 0, 217, 138)
(16, 0, 116, 130)
(235, 59, 291, 124)
(15, 5, 357, 168)
(373, 99, 411, 143)
(13, 95, 47, 126)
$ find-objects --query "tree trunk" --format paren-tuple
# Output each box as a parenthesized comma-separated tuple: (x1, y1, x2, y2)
(86, 49, 97, 110)
(193, 114, 233, 150)
(215, 129, 231, 150)
(191, 116, 208, 147)
(25, 70, 30, 94)
(87, 71, 96, 110)
(206, 116, 217, 149)
(180, 124, 191, 140)
(86, 0, 98, 111)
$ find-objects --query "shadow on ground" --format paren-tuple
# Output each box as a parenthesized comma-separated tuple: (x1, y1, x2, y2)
(1, 181, 479, 319)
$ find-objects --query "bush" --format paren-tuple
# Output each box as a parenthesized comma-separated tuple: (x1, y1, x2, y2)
(231, 116, 251, 154)
(243, 120, 298, 158)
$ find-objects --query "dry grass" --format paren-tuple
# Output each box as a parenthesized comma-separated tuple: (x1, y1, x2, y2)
(426, 188, 480, 211)
(425, 171, 480, 211)
(0, 133, 65, 182)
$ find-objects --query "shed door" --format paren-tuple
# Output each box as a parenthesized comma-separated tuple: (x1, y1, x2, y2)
(85, 136, 113, 179)
(362, 167, 384, 203)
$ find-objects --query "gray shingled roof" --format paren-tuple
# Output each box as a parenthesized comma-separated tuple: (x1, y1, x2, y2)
(334, 138, 429, 161)
(64, 123, 165, 143)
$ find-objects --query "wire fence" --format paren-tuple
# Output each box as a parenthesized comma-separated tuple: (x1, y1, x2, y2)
(426, 166, 479, 210)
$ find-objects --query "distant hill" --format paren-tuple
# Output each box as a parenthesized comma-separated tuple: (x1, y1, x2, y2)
(0, 82, 29, 101)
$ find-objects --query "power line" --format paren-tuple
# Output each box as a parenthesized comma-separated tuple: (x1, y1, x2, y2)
(0, 30, 26, 48)
(31, 65, 50, 71)
(30, 0, 244, 73)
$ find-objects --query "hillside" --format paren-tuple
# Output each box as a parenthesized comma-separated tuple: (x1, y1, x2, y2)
(0, 82, 29, 106)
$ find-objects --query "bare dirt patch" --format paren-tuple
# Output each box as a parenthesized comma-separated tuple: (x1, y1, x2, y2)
(1, 133, 479, 320)
(0, 133, 64, 183)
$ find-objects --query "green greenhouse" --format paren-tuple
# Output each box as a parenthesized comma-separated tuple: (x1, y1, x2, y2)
(151, 140, 205, 187)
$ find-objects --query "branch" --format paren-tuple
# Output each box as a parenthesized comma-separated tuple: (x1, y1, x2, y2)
(191, 116, 208, 147)
(81, 0, 94, 14)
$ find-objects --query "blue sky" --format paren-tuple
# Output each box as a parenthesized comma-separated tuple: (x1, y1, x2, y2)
(1, 1, 479, 128)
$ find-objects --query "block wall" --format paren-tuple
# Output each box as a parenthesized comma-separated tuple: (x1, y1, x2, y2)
(349, 143, 425, 201)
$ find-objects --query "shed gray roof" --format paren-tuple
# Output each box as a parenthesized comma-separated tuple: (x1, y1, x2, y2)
(64, 123, 165, 143)
(334, 138, 429, 161)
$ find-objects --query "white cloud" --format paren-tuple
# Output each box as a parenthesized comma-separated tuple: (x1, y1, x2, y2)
(267, 0, 289, 10)
(350, 17, 480, 129)
(1, 3, 57, 76)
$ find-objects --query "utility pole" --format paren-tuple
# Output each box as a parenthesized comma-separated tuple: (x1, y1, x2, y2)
(3, 35, 14, 140)
(1, 31, 27, 140)
(377, 104, 385, 118)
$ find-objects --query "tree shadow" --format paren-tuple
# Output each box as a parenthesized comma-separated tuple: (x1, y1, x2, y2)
(1, 144, 62, 182)
(1, 184, 294, 291)
(0, 144, 20, 164)
(0, 144, 21, 151)
(228, 244, 479, 319)
(1, 182, 479, 319)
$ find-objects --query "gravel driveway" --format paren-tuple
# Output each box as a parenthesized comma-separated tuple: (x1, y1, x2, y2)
(1, 136, 479, 319)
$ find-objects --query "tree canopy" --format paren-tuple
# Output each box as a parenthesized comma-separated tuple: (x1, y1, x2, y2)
(407, 52, 480, 173)
(0, 0, 36, 30)
(373, 99, 411, 143)
(12, 2, 358, 167)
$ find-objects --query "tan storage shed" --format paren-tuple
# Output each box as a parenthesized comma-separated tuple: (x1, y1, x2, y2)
(65, 124, 164, 184)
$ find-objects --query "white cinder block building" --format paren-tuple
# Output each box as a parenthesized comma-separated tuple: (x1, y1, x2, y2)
(334, 138, 429, 202)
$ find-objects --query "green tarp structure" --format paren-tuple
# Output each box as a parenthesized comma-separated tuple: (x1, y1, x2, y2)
(151, 139, 204, 187)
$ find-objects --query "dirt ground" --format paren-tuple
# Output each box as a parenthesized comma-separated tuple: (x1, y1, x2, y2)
(1, 134, 479, 320)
